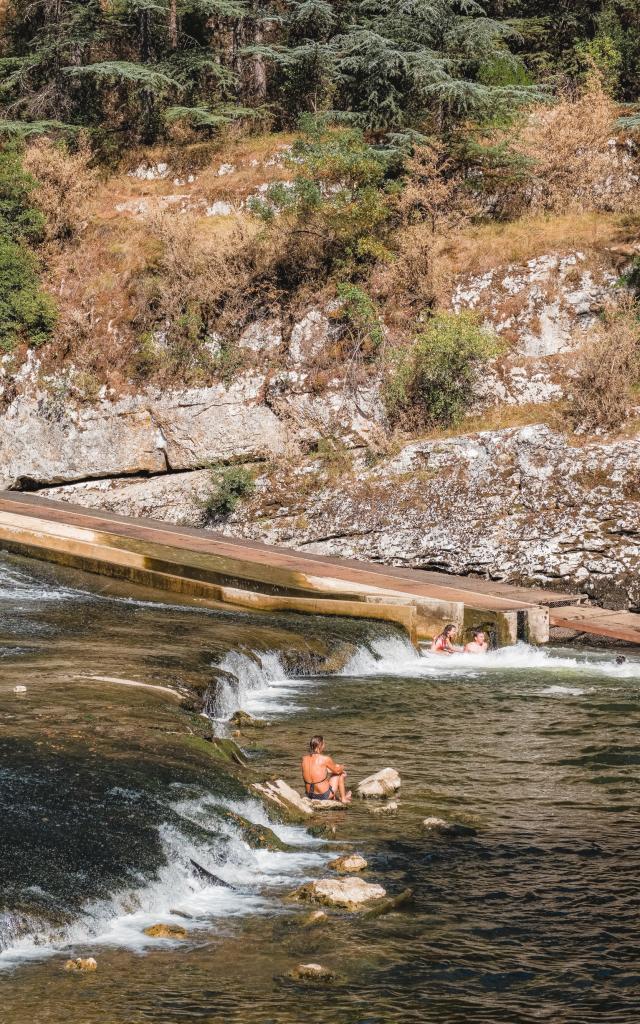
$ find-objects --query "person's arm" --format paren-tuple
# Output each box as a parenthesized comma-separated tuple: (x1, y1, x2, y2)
(324, 756, 345, 775)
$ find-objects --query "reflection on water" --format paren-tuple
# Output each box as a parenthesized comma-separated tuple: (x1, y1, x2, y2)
(0, 552, 639, 1023)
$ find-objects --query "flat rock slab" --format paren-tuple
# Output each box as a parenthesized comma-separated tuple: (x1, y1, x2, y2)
(290, 877, 386, 911)
(357, 768, 401, 799)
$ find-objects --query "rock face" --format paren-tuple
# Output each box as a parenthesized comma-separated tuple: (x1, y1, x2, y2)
(452, 251, 617, 357)
(228, 424, 640, 610)
(328, 854, 367, 873)
(356, 768, 401, 799)
(0, 378, 287, 489)
(290, 877, 386, 910)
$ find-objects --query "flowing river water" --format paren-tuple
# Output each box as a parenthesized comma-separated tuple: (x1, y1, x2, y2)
(0, 551, 639, 1023)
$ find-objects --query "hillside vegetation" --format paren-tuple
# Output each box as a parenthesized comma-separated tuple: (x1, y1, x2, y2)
(0, 0, 639, 437)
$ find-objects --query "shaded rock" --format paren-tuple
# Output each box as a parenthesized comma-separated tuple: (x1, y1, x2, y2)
(64, 957, 97, 971)
(328, 854, 367, 873)
(290, 877, 386, 911)
(218, 807, 290, 852)
(230, 709, 268, 730)
(288, 963, 335, 982)
(143, 923, 188, 939)
(357, 768, 401, 799)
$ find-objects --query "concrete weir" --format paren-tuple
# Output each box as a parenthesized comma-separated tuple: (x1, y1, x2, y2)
(0, 492, 590, 646)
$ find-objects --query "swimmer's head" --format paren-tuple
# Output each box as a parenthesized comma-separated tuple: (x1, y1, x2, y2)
(309, 735, 325, 753)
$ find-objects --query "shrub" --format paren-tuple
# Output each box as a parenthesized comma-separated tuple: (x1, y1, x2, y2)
(23, 138, 97, 244)
(568, 301, 640, 432)
(336, 283, 384, 361)
(203, 465, 255, 519)
(0, 144, 57, 350)
(384, 311, 501, 428)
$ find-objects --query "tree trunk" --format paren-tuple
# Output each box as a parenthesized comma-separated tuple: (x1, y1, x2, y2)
(168, 0, 178, 50)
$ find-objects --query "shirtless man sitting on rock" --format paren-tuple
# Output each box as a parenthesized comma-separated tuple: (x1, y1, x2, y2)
(464, 628, 489, 654)
(302, 735, 351, 803)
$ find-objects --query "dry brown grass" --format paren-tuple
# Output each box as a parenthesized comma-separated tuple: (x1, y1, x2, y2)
(515, 76, 629, 213)
(567, 300, 640, 432)
(24, 139, 99, 245)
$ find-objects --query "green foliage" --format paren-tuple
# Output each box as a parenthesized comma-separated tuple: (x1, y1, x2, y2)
(0, 144, 56, 351)
(203, 465, 255, 518)
(336, 283, 384, 358)
(249, 120, 394, 283)
(384, 311, 501, 427)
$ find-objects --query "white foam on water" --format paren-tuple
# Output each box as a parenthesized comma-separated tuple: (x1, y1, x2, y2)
(0, 794, 325, 970)
(212, 650, 315, 720)
(538, 685, 586, 697)
(339, 636, 640, 681)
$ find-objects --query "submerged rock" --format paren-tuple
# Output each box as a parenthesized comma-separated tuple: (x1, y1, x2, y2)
(300, 910, 329, 927)
(422, 816, 449, 830)
(369, 800, 398, 816)
(64, 957, 97, 972)
(328, 854, 367, 873)
(288, 963, 335, 982)
(357, 768, 401, 799)
(143, 923, 188, 939)
(290, 877, 386, 911)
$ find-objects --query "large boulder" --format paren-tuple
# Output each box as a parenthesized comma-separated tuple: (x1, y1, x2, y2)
(356, 768, 401, 799)
(290, 877, 386, 910)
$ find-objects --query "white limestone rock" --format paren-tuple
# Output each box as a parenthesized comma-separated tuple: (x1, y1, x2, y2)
(290, 877, 387, 910)
(357, 768, 401, 799)
(328, 854, 367, 873)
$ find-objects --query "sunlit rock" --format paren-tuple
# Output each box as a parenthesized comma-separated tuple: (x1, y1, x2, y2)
(357, 768, 401, 799)
(143, 923, 188, 939)
(328, 854, 367, 873)
(290, 877, 386, 910)
(64, 957, 97, 971)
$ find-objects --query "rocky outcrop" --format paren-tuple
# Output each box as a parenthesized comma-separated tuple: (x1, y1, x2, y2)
(453, 251, 617, 357)
(226, 424, 640, 610)
(356, 768, 401, 799)
(0, 377, 287, 490)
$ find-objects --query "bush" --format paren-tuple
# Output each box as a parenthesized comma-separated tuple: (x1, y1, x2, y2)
(203, 465, 255, 519)
(568, 302, 640, 432)
(384, 311, 501, 428)
(23, 138, 97, 244)
(0, 144, 57, 350)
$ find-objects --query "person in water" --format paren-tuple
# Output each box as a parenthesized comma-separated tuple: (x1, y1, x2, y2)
(431, 623, 460, 655)
(301, 735, 351, 803)
(464, 628, 489, 654)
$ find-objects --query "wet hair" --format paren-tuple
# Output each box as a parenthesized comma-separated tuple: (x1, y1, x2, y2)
(471, 628, 485, 639)
(434, 623, 457, 643)
(616, 655, 626, 664)
(309, 735, 324, 753)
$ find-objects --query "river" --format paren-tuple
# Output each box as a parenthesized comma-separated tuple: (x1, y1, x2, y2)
(0, 551, 639, 1023)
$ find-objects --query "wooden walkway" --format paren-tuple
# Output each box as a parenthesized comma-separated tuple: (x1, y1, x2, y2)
(0, 490, 638, 646)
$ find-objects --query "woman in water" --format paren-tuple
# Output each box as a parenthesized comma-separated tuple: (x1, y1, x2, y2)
(431, 623, 460, 655)
(301, 735, 351, 803)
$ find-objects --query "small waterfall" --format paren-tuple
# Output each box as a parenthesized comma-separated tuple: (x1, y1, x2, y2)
(209, 650, 292, 721)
